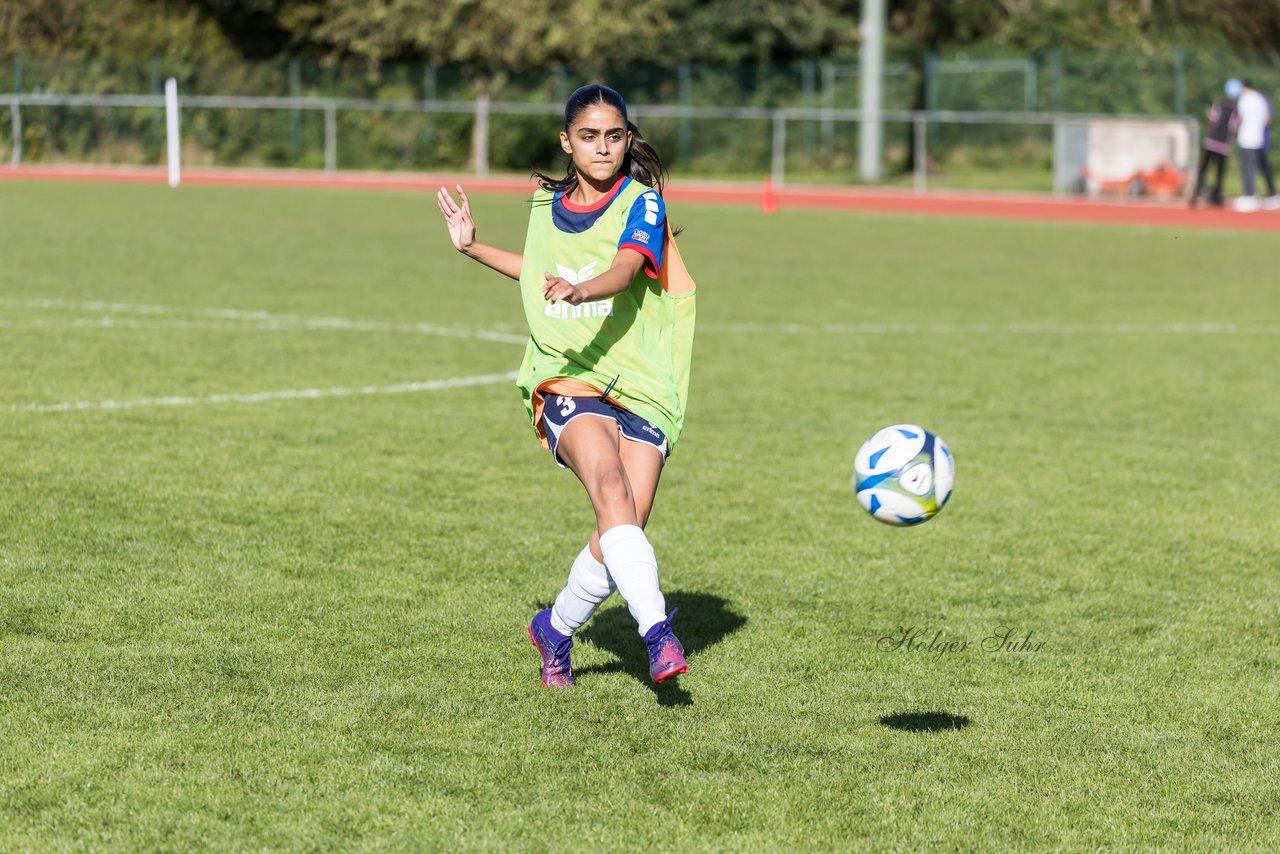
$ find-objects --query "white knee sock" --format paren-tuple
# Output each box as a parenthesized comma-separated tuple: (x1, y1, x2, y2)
(550, 544, 616, 635)
(598, 524, 667, 636)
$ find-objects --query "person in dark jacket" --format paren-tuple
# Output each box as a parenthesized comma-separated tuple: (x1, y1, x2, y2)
(1189, 79, 1242, 207)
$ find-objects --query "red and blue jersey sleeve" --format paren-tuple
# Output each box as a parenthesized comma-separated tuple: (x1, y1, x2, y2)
(618, 189, 666, 278)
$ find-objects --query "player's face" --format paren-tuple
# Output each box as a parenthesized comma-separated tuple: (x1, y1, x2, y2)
(561, 105, 632, 186)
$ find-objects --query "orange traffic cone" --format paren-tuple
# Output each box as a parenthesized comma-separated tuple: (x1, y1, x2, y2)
(762, 178, 778, 214)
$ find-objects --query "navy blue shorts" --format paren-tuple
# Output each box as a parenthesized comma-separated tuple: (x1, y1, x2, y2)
(539, 394, 669, 469)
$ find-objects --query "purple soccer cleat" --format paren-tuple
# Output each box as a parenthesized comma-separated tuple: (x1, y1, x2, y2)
(528, 608, 575, 688)
(644, 609, 688, 683)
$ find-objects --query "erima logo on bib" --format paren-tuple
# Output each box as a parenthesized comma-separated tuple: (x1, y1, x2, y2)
(546, 261, 614, 319)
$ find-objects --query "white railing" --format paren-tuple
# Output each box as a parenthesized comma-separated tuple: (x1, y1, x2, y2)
(1, 91, 1198, 195)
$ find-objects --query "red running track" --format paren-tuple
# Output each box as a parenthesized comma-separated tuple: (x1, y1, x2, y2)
(5, 163, 1279, 233)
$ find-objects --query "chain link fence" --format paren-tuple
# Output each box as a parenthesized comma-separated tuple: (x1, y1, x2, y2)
(1, 47, 1273, 191)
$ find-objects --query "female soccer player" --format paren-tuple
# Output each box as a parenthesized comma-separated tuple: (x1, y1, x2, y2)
(436, 84, 696, 688)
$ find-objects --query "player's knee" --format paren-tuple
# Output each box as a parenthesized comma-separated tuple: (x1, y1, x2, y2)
(591, 466, 632, 510)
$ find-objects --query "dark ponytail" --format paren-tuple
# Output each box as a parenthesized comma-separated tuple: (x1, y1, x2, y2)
(534, 83, 668, 199)
(623, 120, 667, 194)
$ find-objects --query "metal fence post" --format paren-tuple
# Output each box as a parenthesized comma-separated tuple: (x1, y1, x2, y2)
(424, 64, 438, 102)
(324, 102, 337, 173)
(1025, 58, 1038, 112)
(859, 0, 886, 181)
(10, 97, 21, 166)
(1052, 115, 1063, 197)
(165, 79, 181, 187)
(423, 64, 438, 152)
(10, 56, 22, 165)
(474, 94, 490, 177)
(289, 58, 301, 161)
(678, 62, 692, 162)
(1051, 48, 1064, 113)
(802, 58, 816, 157)
(771, 110, 786, 189)
(914, 113, 927, 193)
(1173, 46, 1186, 116)
(924, 50, 937, 114)
(150, 57, 163, 141)
(923, 50, 938, 154)
(821, 60, 835, 154)
(553, 64, 569, 102)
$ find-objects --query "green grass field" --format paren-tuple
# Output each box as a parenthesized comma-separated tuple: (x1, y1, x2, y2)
(2, 180, 1278, 850)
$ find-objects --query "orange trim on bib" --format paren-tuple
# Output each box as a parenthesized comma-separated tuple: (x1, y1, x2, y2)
(531, 379, 623, 449)
(659, 226, 696, 295)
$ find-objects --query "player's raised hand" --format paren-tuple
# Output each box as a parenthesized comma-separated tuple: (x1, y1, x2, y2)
(436, 184, 476, 252)
(542, 272, 584, 304)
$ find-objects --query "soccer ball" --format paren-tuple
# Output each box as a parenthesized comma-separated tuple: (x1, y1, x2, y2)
(853, 424, 954, 526)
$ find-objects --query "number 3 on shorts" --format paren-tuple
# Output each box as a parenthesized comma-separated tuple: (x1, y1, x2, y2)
(557, 396, 576, 417)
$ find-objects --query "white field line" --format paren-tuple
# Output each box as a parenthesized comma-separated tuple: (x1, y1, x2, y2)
(4, 371, 518, 414)
(1, 317, 312, 331)
(6, 298, 1276, 337)
(1, 297, 527, 344)
(702, 321, 1280, 336)
(3, 316, 524, 335)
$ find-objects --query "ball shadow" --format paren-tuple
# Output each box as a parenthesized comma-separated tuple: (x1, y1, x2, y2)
(879, 711, 972, 732)
(573, 590, 747, 707)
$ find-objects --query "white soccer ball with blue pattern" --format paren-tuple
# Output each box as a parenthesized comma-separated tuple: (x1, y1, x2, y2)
(853, 424, 954, 526)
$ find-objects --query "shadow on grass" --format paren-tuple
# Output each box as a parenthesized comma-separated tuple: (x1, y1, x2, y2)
(571, 590, 747, 707)
(879, 711, 972, 732)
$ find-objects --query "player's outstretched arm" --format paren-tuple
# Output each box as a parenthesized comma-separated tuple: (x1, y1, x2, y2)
(436, 185, 522, 281)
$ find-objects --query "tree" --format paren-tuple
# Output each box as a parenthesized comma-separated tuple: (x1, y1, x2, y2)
(668, 0, 860, 65)
(0, 0, 237, 60)
(188, 0, 295, 59)
(885, 0, 1280, 54)
(270, 0, 684, 168)
(273, 0, 677, 69)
